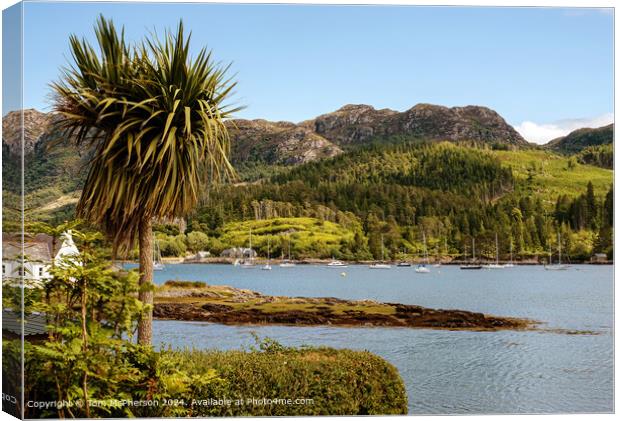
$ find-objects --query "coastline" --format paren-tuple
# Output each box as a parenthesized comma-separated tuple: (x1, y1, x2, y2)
(149, 257, 613, 266)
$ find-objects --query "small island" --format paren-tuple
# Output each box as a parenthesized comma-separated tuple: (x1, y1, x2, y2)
(153, 281, 537, 331)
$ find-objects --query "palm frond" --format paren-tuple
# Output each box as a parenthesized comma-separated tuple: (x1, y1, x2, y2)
(51, 16, 240, 253)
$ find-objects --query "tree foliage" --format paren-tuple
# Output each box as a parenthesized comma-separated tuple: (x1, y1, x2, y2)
(51, 15, 239, 252)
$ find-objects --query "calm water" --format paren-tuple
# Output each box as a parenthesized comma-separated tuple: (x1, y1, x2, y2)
(145, 263, 613, 415)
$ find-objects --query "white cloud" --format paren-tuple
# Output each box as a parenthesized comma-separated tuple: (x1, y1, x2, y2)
(515, 113, 614, 145)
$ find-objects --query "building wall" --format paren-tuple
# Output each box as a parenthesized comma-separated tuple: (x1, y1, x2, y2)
(2, 260, 51, 287)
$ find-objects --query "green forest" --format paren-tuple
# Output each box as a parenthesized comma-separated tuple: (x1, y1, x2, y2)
(11, 138, 613, 263)
(172, 140, 612, 262)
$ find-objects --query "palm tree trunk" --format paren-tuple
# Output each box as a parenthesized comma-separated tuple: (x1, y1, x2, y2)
(137, 217, 154, 345)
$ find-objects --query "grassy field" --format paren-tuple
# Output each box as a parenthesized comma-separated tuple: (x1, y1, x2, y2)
(493, 149, 612, 205)
(219, 217, 360, 259)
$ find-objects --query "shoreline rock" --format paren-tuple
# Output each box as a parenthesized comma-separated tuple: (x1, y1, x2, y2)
(153, 282, 537, 331)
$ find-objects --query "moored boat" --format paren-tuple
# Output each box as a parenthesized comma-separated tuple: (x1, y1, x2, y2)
(483, 233, 505, 269)
(153, 238, 165, 271)
(327, 259, 348, 267)
(460, 237, 482, 270)
(545, 232, 570, 270)
(279, 235, 296, 267)
(369, 234, 391, 269)
(415, 264, 430, 273)
(416, 231, 431, 273)
(369, 263, 391, 269)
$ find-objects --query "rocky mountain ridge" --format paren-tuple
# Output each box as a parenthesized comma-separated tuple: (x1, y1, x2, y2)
(305, 103, 528, 147)
(227, 103, 529, 164)
(2, 109, 55, 156)
(4, 103, 529, 166)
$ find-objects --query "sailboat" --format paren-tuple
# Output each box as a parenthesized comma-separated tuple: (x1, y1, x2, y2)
(153, 237, 165, 271)
(262, 238, 272, 270)
(544, 232, 569, 270)
(369, 235, 391, 269)
(240, 228, 256, 268)
(460, 237, 482, 270)
(415, 232, 431, 273)
(434, 238, 447, 267)
(504, 241, 515, 268)
(484, 233, 505, 269)
(397, 247, 412, 267)
(279, 235, 296, 267)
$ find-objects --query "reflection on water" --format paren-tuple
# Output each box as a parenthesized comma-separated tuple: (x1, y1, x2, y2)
(149, 264, 613, 414)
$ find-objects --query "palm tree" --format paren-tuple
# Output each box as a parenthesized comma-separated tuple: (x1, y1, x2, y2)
(51, 16, 238, 344)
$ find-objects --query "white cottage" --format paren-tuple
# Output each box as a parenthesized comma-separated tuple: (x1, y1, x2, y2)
(2, 231, 80, 287)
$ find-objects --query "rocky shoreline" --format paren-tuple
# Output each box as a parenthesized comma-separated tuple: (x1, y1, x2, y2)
(153, 282, 537, 331)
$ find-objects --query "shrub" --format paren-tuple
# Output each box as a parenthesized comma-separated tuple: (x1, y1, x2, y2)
(149, 343, 408, 416)
(154, 223, 181, 236)
(158, 234, 188, 257)
(8, 339, 408, 418)
(163, 280, 206, 288)
(186, 231, 210, 253)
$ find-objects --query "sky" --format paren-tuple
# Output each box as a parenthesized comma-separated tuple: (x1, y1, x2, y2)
(3, 2, 614, 144)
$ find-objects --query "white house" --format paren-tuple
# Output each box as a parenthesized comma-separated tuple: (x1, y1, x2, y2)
(2, 231, 80, 287)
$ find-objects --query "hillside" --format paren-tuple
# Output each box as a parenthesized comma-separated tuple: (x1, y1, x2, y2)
(227, 119, 342, 165)
(3, 107, 614, 262)
(218, 217, 365, 260)
(493, 149, 612, 203)
(2, 109, 89, 195)
(192, 140, 612, 261)
(2, 102, 532, 187)
(544, 124, 613, 154)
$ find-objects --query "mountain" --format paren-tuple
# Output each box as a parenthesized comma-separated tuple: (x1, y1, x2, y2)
(303, 103, 529, 148)
(3, 103, 529, 169)
(226, 119, 342, 165)
(2, 108, 613, 262)
(227, 103, 530, 164)
(2, 109, 89, 195)
(2, 109, 54, 156)
(544, 124, 614, 154)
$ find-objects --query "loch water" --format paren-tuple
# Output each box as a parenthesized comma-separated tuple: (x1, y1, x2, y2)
(145, 263, 613, 415)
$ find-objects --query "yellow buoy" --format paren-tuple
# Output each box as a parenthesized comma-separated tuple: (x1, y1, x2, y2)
(341, 272, 347, 277)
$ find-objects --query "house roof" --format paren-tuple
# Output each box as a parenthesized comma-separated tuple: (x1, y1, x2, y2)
(2, 233, 64, 263)
(2, 241, 52, 262)
(2, 310, 48, 336)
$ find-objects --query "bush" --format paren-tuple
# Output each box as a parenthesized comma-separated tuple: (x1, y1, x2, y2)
(7, 339, 408, 418)
(186, 231, 210, 253)
(158, 234, 188, 257)
(150, 343, 408, 416)
(154, 223, 181, 236)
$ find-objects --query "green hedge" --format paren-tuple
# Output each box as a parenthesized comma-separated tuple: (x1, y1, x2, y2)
(155, 345, 408, 416)
(5, 339, 408, 418)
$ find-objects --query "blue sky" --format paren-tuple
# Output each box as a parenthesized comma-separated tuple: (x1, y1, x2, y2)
(4, 2, 615, 143)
